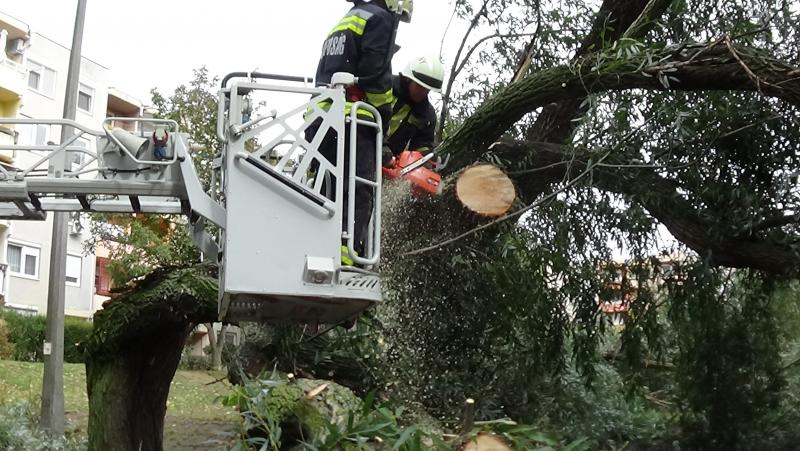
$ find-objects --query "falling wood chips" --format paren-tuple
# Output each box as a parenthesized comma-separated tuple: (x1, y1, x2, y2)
(455, 164, 516, 218)
(304, 383, 329, 400)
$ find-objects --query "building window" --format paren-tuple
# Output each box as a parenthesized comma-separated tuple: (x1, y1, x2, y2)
(95, 257, 112, 296)
(17, 122, 49, 147)
(224, 331, 239, 346)
(66, 254, 82, 287)
(27, 71, 40, 89)
(26, 60, 57, 97)
(7, 242, 40, 279)
(35, 124, 48, 146)
(77, 83, 94, 113)
(70, 138, 88, 169)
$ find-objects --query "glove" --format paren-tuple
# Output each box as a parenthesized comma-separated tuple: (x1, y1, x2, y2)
(382, 146, 395, 167)
(426, 155, 441, 170)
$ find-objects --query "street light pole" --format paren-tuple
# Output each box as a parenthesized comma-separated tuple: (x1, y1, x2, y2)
(40, 0, 87, 435)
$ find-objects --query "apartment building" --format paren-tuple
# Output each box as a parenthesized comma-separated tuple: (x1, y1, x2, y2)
(0, 10, 142, 317)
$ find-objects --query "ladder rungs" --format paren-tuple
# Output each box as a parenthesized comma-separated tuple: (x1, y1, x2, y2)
(25, 179, 184, 197)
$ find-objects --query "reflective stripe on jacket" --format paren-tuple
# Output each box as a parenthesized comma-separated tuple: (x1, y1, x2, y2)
(315, 3, 395, 129)
(386, 75, 437, 154)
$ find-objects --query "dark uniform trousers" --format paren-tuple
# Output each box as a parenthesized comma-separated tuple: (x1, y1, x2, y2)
(306, 120, 376, 256)
(311, 2, 395, 257)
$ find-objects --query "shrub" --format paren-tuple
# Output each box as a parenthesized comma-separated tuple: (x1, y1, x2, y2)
(0, 402, 86, 450)
(63, 317, 93, 364)
(178, 353, 213, 371)
(0, 311, 93, 363)
(0, 319, 14, 359)
(0, 311, 45, 362)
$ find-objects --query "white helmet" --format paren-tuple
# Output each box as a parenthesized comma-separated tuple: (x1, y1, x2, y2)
(385, 0, 413, 23)
(401, 56, 445, 92)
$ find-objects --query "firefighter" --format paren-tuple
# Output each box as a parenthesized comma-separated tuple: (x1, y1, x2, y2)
(383, 55, 445, 165)
(310, 0, 413, 265)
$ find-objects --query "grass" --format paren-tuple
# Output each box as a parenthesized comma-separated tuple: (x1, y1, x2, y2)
(0, 360, 88, 415)
(0, 359, 240, 450)
(0, 360, 233, 419)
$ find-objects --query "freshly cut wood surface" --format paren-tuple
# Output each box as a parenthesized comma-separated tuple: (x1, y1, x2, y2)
(304, 382, 329, 399)
(460, 432, 513, 451)
(455, 164, 516, 217)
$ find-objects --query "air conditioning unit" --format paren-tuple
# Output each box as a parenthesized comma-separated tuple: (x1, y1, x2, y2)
(9, 39, 26, 56)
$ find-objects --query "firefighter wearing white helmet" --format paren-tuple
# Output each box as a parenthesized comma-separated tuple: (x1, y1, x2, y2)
(346, 0, 413, 22)
(383, 56, 445, 163)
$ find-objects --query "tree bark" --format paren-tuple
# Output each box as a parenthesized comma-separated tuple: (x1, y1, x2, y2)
(85, 266, 217, 451)
(86, 323, 193, 451)
(205, 322, 226, 370)
(440, 41, 800, 170)
(238, 377, 365, 448)
(527, 0, 675, 143)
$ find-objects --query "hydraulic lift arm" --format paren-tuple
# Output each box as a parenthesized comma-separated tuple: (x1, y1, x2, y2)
(0, 71, 384, 325)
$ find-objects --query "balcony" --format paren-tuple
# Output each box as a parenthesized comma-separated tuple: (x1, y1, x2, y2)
(106, 88, 142, 131)
(0, 58, 26, 102)
(0, 13, 31, 104)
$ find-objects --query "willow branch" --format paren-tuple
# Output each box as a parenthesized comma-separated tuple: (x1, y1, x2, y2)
(487, 140, 800, 276)
(511, 0, 543, 83)
(437, 0, 490, 142)
(438, 40, 800, 171)
(621, 0, 676, 39)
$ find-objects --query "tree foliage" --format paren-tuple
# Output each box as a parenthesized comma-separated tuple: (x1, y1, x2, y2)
(366, 0, 800, 448)
(72, 2, 800, 448)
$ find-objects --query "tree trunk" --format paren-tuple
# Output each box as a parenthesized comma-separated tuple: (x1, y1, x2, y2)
(86, 323, 192, 451)
(211, 324, 228, 370)
(84, 265, 217, 451)
(205, 322, 227, 370)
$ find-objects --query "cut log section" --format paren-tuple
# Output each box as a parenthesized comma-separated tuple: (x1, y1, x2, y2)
(460, 432, 513, 451)
(455, 164, 516, 218)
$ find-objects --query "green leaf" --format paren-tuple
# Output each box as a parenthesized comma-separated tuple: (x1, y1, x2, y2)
(392, 425, 418, 450)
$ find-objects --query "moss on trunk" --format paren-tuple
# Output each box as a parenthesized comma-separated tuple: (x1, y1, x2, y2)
(84, 265, 217, 451)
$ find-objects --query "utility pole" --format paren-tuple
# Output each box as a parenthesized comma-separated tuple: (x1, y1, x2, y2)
(40, 0, 87, 435)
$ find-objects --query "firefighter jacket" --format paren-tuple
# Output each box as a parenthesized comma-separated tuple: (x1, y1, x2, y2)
(386, 75, 437, 155)
(315, 3, 395, 131)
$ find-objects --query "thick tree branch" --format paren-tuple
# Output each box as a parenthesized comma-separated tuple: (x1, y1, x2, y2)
(439, 41, 800, 170)
(527, 0, 675, 142)
(744, 213, 800, 236)
(607, 169, 800, 276)
(487, 140, 800, 276)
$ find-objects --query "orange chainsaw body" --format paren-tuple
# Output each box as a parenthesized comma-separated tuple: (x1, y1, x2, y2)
(382, 150, 442, 195)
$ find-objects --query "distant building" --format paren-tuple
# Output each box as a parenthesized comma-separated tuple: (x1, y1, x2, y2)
(0, 10, 142, 317)
(597, 254, 686, 326)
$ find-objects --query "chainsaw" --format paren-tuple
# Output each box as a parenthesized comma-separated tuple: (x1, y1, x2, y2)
(382, 150, 444, 195)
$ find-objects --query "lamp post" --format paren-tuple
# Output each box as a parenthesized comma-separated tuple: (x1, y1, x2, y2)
(40, 0, 87, 435)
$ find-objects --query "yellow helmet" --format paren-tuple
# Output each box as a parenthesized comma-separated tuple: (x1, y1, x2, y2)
(385, 0, 413, 22)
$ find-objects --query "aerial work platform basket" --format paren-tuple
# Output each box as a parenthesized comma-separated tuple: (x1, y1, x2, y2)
(0, 71, 383, 325)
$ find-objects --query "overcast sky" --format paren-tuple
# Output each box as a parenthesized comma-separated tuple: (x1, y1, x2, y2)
(3, 0, 458, 105)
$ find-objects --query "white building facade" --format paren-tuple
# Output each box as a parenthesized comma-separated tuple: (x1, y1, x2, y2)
(0, 10, 141, 318)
